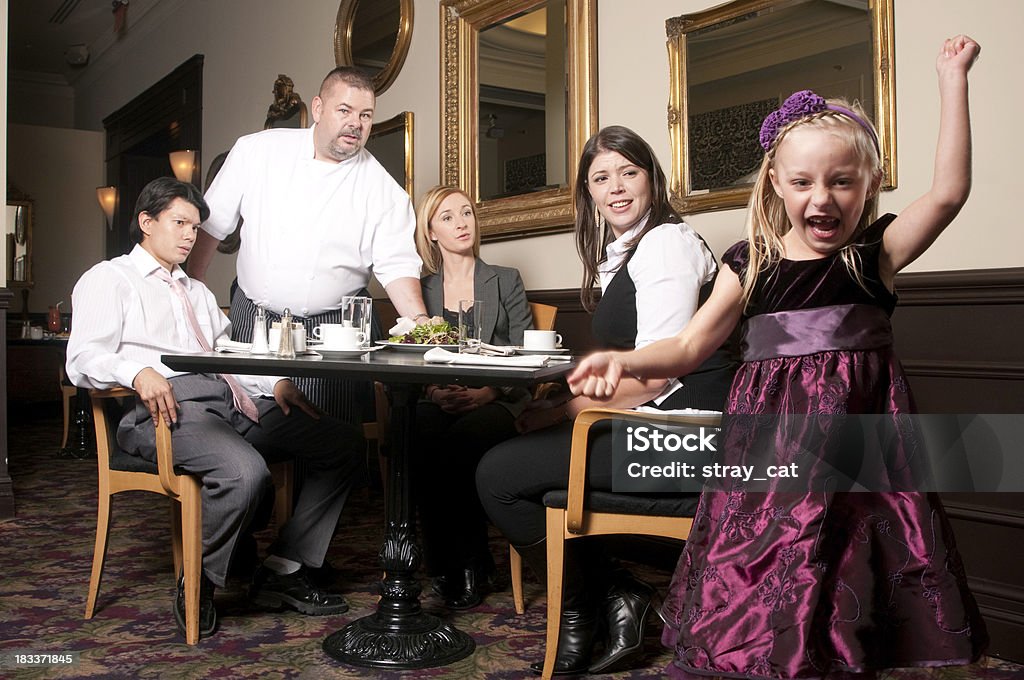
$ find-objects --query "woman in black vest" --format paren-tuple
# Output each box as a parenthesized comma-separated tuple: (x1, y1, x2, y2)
(477, 126, 736, 675)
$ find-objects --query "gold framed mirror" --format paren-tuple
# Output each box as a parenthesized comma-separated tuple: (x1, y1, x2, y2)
(440, 0, 597, 240)
(335, 0, 414, 96)
(366, 111, 415, 197)
(5, 184, 33, 288)
(666, 0, 895, 215)
(264, 74, 309, 130)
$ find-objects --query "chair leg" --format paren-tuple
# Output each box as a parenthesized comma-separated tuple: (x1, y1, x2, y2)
(84, 491, 112, 619)
(510, 544, 525, 614)
(541, 508, 567, 680)
(170, 500, 183, 579)
(180, 480, 203, 645)
(61, 390, 74, 449)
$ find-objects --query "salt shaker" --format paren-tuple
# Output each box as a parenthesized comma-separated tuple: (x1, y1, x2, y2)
(250, 304, 269, 355)
(277, 308, 296, 359)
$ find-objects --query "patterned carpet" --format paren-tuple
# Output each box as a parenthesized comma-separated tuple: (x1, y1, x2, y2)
(1, 408, 1022, 679)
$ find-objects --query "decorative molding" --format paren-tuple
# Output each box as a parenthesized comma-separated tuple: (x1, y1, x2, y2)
(901, 360, 1024, 382)
(895, 267, 1024, 305)
(945, 502, 1024, 530)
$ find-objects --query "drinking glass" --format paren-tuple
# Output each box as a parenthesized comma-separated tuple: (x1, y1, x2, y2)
(342, 296, 373, 348)
(458, 299, 483, 353)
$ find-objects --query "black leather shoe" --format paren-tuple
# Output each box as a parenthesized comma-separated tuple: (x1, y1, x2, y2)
(587, 576, 655, 674)
(250, 565, 349, 615)
(443, 567, 484, 610)
(174, 571, 217, 639)
(529, 607, 600, 676)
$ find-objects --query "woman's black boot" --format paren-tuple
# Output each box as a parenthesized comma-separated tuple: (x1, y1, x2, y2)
(587, 570, 655, 674)
(514, 540, 600, 676)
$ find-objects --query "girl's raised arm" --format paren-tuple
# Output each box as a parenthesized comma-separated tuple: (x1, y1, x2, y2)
(569, 266, 744, 400)
(881, 35, 981, 282)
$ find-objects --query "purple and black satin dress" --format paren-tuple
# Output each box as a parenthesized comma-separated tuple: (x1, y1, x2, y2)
(661, 216, 987, 679)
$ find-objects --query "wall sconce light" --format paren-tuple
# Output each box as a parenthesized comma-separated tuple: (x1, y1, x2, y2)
(96, 186, 117, 226)
(169, 150, 196, 182)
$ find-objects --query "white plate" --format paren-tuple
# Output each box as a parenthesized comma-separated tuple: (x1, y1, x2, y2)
(376, 340, 460, 352)
(515, 347, 570, 355)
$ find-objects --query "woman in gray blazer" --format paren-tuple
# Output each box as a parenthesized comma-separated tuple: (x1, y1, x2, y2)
(412, 185, 533, 609)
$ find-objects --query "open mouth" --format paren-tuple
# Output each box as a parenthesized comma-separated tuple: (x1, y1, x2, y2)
(807, 215, 841, 239)
(609, 199, 632, 209)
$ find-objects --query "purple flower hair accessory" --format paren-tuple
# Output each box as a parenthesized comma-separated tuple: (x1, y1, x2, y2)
(759, 89, 880, 153)
(759, 90, 827, 151)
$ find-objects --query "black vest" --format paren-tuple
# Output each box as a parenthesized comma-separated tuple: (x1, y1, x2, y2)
(589, 231, 737, 412)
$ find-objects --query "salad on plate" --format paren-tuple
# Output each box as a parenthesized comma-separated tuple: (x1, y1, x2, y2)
(388, 316, 459, 345)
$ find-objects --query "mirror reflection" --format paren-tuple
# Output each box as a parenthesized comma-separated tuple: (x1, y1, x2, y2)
(667, 0, 895, 214)
(5, 190, 33, 286)
(477, 0, 566, 201)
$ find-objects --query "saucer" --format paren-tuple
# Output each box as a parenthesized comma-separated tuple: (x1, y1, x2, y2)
(515, 347, 570, 355)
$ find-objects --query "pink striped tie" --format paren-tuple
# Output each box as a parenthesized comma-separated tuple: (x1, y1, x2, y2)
(156, 268, 260, 422)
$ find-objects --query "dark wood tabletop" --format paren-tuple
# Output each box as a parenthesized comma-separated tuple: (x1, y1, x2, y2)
(161, 348, 575, 388)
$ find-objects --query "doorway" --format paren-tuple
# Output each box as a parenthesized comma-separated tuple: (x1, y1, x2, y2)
(102, 55, 203, 259)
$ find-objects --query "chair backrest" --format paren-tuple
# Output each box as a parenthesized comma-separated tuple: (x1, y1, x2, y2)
(529, 302, 557, 331)
(564, 408, 721, 533)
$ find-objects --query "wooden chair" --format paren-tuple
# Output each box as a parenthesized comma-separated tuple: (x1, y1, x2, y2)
(362, 381, 391, 493)
(529, 301, 558, 332)
(509, 407, 720, 679)
(60, 367, 78, 449)
(84, 388, 293, 644)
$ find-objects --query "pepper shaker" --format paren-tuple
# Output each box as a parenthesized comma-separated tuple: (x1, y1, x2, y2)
(277, 307, 295, 359)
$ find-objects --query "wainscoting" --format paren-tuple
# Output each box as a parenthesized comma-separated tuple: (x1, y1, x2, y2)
(894, 267, 1024, 659)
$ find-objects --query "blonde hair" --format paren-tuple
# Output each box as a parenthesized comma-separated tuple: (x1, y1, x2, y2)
(414, 185, 481, 274)
(743, 98, 883, 306)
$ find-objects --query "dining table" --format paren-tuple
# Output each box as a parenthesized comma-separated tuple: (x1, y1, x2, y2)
(161, 345, 575, 670)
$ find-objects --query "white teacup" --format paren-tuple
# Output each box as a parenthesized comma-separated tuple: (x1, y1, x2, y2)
(269, 323, 306, 353)
(523, 329, 562, 350)
(313, 323, 365, 350)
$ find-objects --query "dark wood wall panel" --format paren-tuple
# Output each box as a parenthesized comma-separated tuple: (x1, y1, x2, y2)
(893, 267, 1024, 660)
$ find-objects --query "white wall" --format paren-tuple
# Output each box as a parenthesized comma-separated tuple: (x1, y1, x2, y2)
(6, 125, 106, 313)
(8, 0, 1021, 305)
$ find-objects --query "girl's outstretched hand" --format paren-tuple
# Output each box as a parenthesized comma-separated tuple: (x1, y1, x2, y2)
(937, 34, 980, 77)
(568, 351, 624, 400)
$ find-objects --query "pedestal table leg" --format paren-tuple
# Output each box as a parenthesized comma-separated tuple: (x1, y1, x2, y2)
(322, 383, 474, 669)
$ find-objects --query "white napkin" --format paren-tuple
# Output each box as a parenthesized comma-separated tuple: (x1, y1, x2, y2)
(389, 317, 417, 336)
(214, 339, 253, 353)
(423, 347, 550, 367)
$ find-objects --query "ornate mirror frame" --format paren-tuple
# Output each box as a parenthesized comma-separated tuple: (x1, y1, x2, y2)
(440, 0, 597, 240)
(368, 111, 415, 197)
(666, 0, 895, 215)
(5, 183, 34, 288)
(335, 0, 414, 96)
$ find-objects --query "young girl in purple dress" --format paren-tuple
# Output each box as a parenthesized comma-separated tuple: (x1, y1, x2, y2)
(568, 35, 985, 678)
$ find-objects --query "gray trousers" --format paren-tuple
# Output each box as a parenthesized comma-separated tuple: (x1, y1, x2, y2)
(117, 374, 364, 587)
